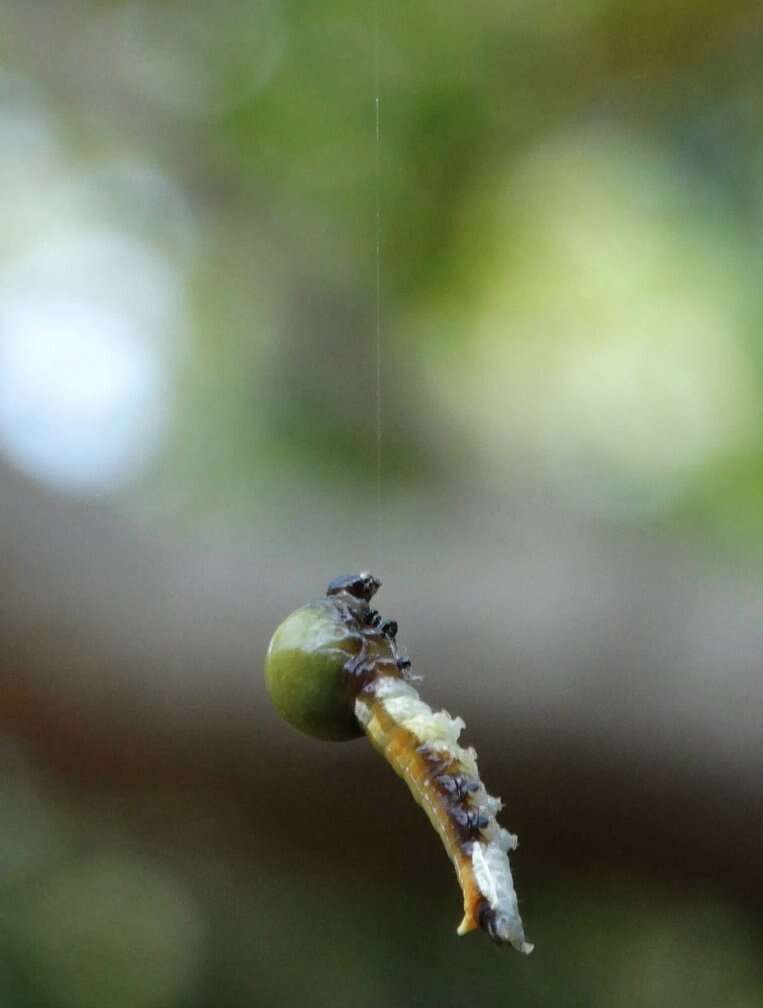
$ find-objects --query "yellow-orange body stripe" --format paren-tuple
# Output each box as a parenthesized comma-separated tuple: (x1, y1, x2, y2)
(362, 696, 484, 935)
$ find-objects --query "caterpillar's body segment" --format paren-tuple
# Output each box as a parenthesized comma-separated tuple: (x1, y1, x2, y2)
(356, 679, 532, 951)
(264, 573, 533, 953)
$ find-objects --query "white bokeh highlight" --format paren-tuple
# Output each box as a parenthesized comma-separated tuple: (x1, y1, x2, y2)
(0, 82, 190, 497)
(0, 293, 168, 493)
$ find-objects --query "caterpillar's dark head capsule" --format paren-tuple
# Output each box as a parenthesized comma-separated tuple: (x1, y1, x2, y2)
(326, 572, 381, 602)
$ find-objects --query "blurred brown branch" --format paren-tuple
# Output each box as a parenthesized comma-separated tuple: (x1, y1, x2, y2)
(2, 462, 760, 906)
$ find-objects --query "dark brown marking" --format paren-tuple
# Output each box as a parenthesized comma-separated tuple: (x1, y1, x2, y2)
(362, 699, 488, 935)
(477, 899, 502, 945)
(380, 619, 398, 639)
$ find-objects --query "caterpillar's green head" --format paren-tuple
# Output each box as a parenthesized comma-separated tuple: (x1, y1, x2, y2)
(265, 573, 393, 741)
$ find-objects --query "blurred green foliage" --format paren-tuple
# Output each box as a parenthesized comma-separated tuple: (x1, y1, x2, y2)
(180, 0, 763, 539)
(2, 0, 763, 539)
(0, 757, 760, 1008)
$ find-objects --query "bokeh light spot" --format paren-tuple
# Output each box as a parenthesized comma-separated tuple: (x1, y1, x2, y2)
(0, 231, 179, 495)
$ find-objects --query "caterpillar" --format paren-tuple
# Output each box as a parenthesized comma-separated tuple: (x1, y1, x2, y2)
(265, 572, 533, 953)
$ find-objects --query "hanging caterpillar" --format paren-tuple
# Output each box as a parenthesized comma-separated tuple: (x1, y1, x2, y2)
(265, 573, 533, 953)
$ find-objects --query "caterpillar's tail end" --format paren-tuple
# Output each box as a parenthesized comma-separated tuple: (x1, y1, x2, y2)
(479, 901, 535, 953)
(457, 914, 534, 953)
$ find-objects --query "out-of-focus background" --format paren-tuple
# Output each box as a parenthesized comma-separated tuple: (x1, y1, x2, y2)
(1, 2, 761, 1006)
